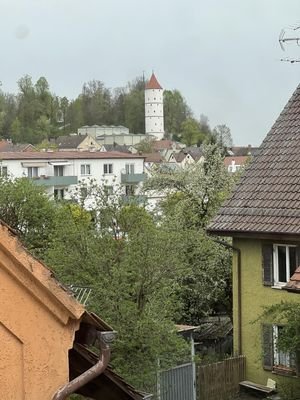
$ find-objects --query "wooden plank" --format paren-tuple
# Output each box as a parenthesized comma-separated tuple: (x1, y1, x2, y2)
(239, 380, 275, 394)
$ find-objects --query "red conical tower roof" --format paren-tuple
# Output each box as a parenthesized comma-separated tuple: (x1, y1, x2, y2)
(145, 73, 162, 90)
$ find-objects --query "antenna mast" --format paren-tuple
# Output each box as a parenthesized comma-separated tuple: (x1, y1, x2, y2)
(279, 25, 300, 63)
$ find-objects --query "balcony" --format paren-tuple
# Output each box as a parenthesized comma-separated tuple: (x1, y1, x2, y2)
(121, 195, 147, 205)
(31, 175, 78, 186)
(121, 173, 146, 184)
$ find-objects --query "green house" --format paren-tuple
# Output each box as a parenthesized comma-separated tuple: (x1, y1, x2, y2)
(208, 84, 300, 387)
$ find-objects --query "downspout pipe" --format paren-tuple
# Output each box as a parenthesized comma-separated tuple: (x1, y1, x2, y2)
(212, 238, 242, 355)
(52, 331, 116, 400)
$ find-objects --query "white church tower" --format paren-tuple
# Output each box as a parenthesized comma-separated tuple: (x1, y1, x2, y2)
(145, 73, 164, 140)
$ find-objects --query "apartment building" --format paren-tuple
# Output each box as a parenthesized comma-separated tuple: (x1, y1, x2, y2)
(0, 151, 146, 201)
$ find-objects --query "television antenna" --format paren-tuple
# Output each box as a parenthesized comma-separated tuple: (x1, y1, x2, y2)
(279, 25, 300, 63)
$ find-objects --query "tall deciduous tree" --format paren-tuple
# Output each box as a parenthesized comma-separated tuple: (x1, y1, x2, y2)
(144, 144, 234, 322)
(123, 77, 145, 133)
(81, 80, 113, 125)
(164, 89, 192, 135)
(213, 124, 233, 150)
(0, 176, 56, 254)
(180, 117, 206, 146)
(43, 186, 189, 391)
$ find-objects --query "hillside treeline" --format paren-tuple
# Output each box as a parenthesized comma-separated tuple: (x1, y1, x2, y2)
(0, 75, 217, 145)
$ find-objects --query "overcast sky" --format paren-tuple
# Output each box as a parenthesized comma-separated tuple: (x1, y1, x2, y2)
(1, 0, 300, 145)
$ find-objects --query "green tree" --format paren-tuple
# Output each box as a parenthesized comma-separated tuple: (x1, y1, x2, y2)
(180, 118, 207, 146)
(259, 301, 300, 356)
(123, 77, 145, 133)
(66, 98, 84, 133)
(0, 176, 56, 255)
(81, 80, 113, 125)
(42, 184, 189, 391)
(134, 138, 155, 153)
(144, 144, 233, 322)
(164, 89, 192, 135)
(212, 124, 233, 151)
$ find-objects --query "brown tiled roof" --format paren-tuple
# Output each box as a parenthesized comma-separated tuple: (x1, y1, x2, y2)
(208, 84, 300, 236)
(143, 152, 163, 163)
(283, 266, 300, 292)
(0, 151, 144, 160)
(0, 141, 36, 152)
(152, 140, 180, 150)
(174, 147, 204, 163)
(224, 156, 249, 166)
(56, 135, 88, 149)
(145, 73, 162, 90)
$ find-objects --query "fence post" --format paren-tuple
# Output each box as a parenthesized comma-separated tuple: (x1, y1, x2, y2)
(156, 358, 161, 400)
(191, 333, 197, 400)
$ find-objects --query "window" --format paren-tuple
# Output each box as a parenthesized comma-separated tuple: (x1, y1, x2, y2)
(80, 187, 88, 199)
(273, 244, 296, 285)
(104, 185, 113, 196)
(125, 185, 135, 196)
(103, 164, 113, 174)
(125, 164, 135, 175)
(54, 165, 64, 176)
(28, 167, 38, 178)
(81, 164, 91, 175)
(54, 188, 64, 200)
(262, 324, 296, 373)
(0, 166, 8, 176)
(262, 243, 299, 287)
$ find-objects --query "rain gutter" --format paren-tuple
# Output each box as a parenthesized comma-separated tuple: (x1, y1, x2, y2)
(52, 331, 116, 400)
(212, 239, 242, 355)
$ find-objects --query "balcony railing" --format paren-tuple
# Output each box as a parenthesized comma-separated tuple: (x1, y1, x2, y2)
(121, 173, 146, 184)
(31, 175, 78, 186)
(122, 195, 147, 205)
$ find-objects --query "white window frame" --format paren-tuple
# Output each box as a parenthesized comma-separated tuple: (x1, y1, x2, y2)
(54, 165, 64, 177)
(54, 188, 65, 200)
(273, 325, 294, 369)
(273, 244, 297, 286)
(28, 167, 39, 178)
(0, 165, 8, 176)
(125, 163, 135, 175)
(103, 163, 113, 174)
(80, 164, 91, 176)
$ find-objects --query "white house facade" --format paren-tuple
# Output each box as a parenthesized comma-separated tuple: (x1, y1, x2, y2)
(78, 125, 129, 137)
(0, 151, 146, 202)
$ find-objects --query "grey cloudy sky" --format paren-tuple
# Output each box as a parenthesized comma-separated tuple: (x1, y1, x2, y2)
(1, 0, 300, 145)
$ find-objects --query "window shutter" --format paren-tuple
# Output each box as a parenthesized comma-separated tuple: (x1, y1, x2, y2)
(262, 324, 273, 370)
(262, 243, 273, 286)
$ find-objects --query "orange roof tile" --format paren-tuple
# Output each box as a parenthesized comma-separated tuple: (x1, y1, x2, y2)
(283, 266, 300, 292)
(145, 73, 162, 90)
(224, 156, 249, 166)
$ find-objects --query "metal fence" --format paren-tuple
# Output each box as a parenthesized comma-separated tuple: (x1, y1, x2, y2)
(158, 362, 194, 400)
(197, 356, 246, 400)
